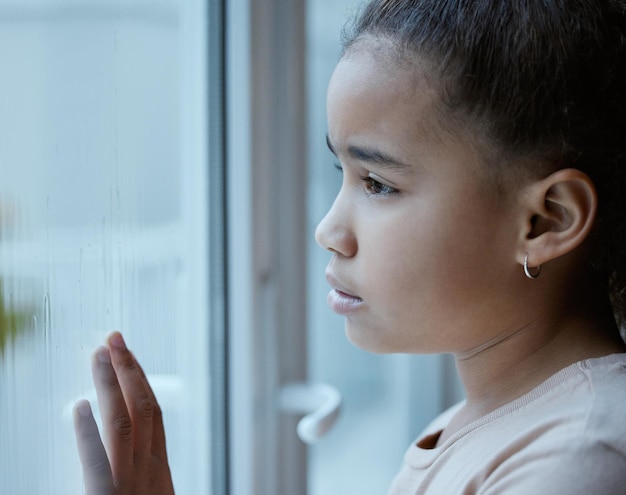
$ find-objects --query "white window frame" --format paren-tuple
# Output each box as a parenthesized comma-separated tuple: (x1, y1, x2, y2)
(227, 0, 310, 493)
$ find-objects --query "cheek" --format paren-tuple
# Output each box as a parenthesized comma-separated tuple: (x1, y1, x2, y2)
(358, 202, 504, 315)
(356, 214, 435, 307)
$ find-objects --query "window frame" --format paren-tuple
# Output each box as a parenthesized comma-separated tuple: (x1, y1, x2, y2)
(205, 0, 229, 493)
(226, 0, 310, 493)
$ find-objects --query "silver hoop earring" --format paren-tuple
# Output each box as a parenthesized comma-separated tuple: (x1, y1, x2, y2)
(523, 254, 541, 279)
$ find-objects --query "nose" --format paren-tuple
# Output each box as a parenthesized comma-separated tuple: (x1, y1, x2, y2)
(314, 193, 357, 258)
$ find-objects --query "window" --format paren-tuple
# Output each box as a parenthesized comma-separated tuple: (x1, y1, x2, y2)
(1, 1, 462, 493)
(0, 1, 226, 493)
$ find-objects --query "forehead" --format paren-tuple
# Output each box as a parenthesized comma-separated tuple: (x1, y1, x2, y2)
(327, 45, 471, 166)
(327, 44, 440, 139)
(326, 44, 510, 196)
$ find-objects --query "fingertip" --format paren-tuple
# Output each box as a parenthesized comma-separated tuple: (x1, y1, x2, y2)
(73, 400, 97, 435)
(74, 399, 93, 419)
(107, 331, 127, 351)
(90, 347, 112, 374)
(95, 346, 112, 364)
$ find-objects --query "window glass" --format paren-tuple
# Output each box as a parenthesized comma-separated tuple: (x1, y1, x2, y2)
(0, 1, 220, 493)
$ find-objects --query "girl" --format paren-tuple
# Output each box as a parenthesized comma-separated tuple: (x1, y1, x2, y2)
(73, 0, 626, 493)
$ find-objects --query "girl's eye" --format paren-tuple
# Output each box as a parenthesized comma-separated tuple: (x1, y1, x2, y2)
(360, 175, 398, 196)
(332, 162, 397, 196)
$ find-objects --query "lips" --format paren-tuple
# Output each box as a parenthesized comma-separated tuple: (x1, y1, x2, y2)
(325, 272, 363, 315)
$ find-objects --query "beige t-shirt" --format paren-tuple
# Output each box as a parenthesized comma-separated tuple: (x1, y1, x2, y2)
(387, 353, 626, 495)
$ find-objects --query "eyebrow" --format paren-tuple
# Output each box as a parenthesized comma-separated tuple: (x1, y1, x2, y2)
(326, 134, 411, 170)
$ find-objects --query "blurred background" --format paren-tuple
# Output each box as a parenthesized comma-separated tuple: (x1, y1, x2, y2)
(0, 1, 463, 494)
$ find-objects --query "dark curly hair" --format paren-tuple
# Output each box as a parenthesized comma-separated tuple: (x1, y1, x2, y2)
(343, 0, 626, 329)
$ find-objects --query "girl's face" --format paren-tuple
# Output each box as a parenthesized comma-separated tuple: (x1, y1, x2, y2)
(316, 46, 524, 354)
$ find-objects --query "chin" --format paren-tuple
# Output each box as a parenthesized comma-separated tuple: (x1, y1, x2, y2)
(344, 319, 444, 355)
(344, 320, 397, 354)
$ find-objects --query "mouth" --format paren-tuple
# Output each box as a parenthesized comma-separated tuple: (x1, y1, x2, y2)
(325, 272, 363, 315)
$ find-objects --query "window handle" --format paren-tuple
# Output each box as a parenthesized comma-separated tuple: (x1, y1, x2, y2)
(279, 383, 342, 444)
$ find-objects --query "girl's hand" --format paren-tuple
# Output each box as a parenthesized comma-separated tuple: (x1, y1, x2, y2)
(73, 332, 175, 495)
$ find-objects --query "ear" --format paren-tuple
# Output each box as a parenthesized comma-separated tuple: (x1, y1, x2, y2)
(517, 168, 597, 268)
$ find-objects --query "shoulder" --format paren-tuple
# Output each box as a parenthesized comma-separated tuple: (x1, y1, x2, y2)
(392, 355, 626, 495)
(541, 353, 626, 448)
(488, 353, 626, 458)
(479, 353, 626, 494)
(478, 437, 626, 495)
(577, 353, 626, 446)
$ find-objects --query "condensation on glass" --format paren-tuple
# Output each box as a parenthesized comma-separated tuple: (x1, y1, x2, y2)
(0, 1, 214, 494)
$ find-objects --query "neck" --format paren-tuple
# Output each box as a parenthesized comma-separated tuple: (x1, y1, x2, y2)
(453, 293, 625, 421)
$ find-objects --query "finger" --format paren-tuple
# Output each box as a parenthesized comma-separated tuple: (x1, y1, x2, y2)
(131, 351, 169, 461)
(73, 400, 116, 495)
(107, 332, 155, 471)
(92, 345, 133, 483)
